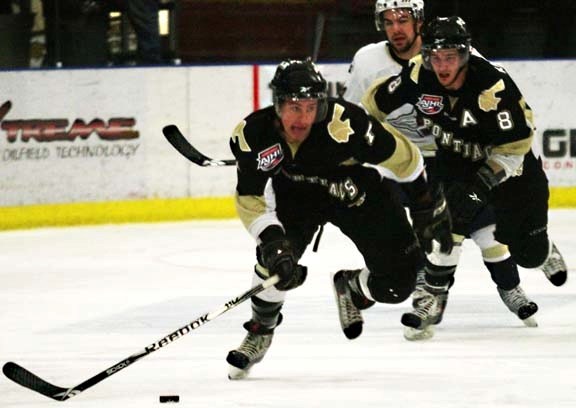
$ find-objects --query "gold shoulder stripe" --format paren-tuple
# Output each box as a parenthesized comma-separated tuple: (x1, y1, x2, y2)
(409, 56, 424, 84)
(478, 79, 505, 112)
(231, 120, 252, 152)
(328, 103, 355, 143)
(519, 97, 535, 130)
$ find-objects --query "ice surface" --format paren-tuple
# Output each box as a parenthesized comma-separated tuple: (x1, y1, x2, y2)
(1, 210, 575, 407)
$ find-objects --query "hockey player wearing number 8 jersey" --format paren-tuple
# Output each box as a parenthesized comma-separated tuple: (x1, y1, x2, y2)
(225, 58, 454, 379)
(345, 1, 544, 341)
(362, 16, 568, 338)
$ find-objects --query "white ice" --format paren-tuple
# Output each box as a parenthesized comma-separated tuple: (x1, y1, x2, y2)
(1, 210, 575, 408)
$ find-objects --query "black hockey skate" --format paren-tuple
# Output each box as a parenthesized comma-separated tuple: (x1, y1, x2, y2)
(332, 269, 375, 340)
(412, 270, 454, 326)
(402, 285, 447, 341)
(497, 285, 538, 327)
(227, 320, 274, 380)
(411, 287, 449, 325)
(541, 243, 568, 287)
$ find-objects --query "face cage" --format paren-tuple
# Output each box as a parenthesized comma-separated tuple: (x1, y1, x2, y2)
(374, 8, 424, 32)
(274, 93, 329, 123)
(421, 44, 471, 71)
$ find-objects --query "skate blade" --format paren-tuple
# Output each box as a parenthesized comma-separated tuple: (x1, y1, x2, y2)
(522, 316, 538, 328)
(403, 325, 435, 341)
(228, 365, 250, 380)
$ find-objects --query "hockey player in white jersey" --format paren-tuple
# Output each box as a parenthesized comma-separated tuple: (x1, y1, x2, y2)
(344, 0, 424, 105)
(344, 0, 436, 158)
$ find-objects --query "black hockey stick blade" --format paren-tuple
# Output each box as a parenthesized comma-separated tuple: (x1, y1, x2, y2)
(0, 100, 12, 121)
(162, 124, 236, 167)
(3, 362, 72, 401)
(3, 275, 279, 401)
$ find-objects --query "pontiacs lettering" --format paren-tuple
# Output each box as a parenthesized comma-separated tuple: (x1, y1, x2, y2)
(0, 100, 140, 162)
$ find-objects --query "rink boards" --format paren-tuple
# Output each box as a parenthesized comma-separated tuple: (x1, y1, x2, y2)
(1, 60, 575, 229)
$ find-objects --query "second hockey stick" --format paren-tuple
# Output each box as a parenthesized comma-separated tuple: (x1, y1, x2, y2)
(311, 12, 325, 62)
(163, 124, 236, 167)
(3, 274, 279, 401)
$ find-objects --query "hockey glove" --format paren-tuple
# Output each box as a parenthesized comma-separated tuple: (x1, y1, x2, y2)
(444, 163, 502, 227)
(444, 181, 487, 226)
(410, 186, 453, 254)
(260, 239, 307, 291)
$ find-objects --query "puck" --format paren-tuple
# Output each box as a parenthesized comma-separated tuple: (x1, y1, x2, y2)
(159, 395, 180, 403)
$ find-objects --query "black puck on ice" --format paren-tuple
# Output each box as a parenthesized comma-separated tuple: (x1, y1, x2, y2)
(159, 395, 180, 403)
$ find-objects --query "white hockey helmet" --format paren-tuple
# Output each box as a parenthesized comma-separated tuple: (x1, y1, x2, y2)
(375, 0, 425, 32)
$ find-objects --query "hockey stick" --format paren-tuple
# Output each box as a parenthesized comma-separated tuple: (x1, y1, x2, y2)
(3, 275, 280, 401)
(163, 124, 236, 167)
(311, 12, 325, 62)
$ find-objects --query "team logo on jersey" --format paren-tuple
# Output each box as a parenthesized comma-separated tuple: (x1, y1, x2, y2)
(257, 143, 284, 171)
(416, 94, 444, 115)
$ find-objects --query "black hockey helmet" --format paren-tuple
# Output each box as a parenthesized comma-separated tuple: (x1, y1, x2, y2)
(270, 58, 328, 123)
(421, 16, 472, 70)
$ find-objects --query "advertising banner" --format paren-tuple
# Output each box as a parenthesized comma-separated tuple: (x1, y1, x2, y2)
(0, 65, 251, 206)
(1, 60, 574, 208)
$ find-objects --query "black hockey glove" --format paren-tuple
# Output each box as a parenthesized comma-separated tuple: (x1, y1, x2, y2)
(444, 182, 488, 226)
(444, 165, 500, 226)
(410, 186, 453, 254)
(260, 239, 307, 291)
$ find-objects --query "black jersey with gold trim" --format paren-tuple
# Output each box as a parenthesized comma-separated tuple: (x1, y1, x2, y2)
(363, 54, 535, 183)
(229, 98, 426, 235)
(230, 98, 420, 198)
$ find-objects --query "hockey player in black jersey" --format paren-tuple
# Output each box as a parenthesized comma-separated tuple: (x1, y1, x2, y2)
(363, 16, 568, 338)
(226, 58, 453, 379)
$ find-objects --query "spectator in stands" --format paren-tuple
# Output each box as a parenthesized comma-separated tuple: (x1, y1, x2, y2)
(124, 0, 162, 64)
(41, 0, 108, 67)
(41, 0, 162, 67)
